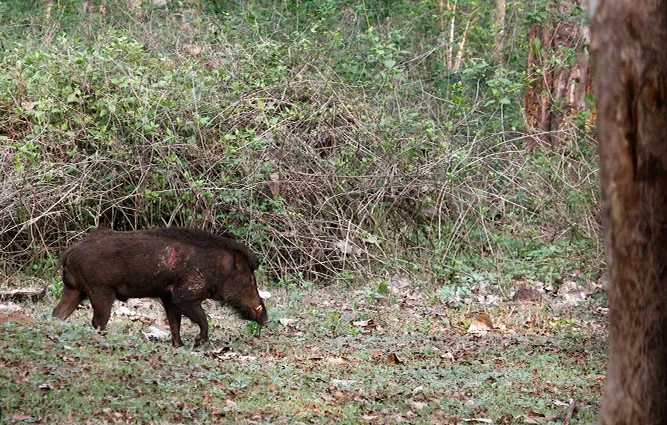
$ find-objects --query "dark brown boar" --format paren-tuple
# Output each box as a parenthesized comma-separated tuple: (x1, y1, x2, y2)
(52, 227, 268, 347)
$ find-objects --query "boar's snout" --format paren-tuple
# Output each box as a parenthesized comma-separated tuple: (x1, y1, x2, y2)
(232, 299, 268, 325)
(255, 303, 269, 325)
(225, 284, 269, 325)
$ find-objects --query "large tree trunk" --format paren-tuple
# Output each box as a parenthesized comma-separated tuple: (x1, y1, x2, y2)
(592, 0, 667, 424)
(524, 0, 590, 145)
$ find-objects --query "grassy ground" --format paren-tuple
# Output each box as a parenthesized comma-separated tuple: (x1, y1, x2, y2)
(1, 278, 607, 424)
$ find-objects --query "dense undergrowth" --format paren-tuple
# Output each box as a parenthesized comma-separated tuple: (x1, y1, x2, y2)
(0, 1, 600, 292)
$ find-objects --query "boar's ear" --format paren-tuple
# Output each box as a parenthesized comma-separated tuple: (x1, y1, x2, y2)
(246, 252, 259, 271)
(232, 251, 246, 271)
(226, 250, 257, 273)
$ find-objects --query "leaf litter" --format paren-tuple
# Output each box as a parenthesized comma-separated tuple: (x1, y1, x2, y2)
(0, 277, 608, 424)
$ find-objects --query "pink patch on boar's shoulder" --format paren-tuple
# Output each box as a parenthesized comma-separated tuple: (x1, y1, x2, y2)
(167, 246, 178, 267)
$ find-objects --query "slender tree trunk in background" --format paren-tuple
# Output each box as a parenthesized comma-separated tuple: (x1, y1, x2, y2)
(446, 0, 457, 70)
(592, 0, 667, 423)
(524, 0, 590, 145)
(494, 0, 506, 67)
(438, 0, 476, 73)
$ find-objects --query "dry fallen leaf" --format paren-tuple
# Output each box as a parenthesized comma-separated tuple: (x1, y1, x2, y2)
(440, 351, 455, 361)
(387, 352, 404, 365)
(13, 370, 29, 384)
(238, 355, 257, 362)
(467, 312, 494, 335)
(141, 325, 170, 341)
(561, 290, 588, 304)
(278, 318, 297, 326)
(326, 356, 347, 365)
(557, 281, 589, 304)
(8, 413, 34, 422)
(512, 288, 542, 302)
(115, 305, 136, 317)
(462, 418, 493, 424)
(524, 410, 547, 424)
(351, 319, 377, 332)
(320, 393, 336, 402)
(512, 276, 528, 285)
(331, 378, 358, 388)
(362, 414, 378, 420)
(213, 352, 240, 361)
(410, 401, 427, 410)
(183, 44, 203, 56)
(335, 240, 363, 256)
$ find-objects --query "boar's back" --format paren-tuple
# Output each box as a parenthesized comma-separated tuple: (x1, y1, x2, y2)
(141, 227, 259, 270)
(63, 227, 259, 272)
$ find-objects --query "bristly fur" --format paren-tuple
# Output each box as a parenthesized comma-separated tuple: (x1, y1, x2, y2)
(53, 226, 267, 347)
(80, 227, 260, 270)
(149, 228, 260, 270)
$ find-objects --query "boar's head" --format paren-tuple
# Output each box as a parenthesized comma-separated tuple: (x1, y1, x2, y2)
(220, 250, 268, 325)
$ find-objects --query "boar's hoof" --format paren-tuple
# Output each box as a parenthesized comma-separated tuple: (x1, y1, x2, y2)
(193, 336, 209, 348)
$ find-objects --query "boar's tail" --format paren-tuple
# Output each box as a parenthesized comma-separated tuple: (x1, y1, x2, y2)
(59, 246, 72, 267)
(58, 228, 111, 266)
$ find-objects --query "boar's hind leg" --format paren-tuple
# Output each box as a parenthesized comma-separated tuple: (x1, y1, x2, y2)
(161, 297, 184, 347)
(52, 286, 85, 319)
(180, 302, 209, 347)
(88, 288, 115, 330)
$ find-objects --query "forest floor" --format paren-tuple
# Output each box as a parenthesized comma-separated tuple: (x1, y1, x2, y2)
(0, 276, 607, 424)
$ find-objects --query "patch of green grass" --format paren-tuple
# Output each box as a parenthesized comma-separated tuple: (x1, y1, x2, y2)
(1, 281, 606, 424)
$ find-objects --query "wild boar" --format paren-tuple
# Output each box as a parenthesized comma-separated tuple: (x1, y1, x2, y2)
(52, 227, 268, 347)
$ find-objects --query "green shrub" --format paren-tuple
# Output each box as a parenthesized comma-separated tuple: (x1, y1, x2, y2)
(0, 1, 600, 289)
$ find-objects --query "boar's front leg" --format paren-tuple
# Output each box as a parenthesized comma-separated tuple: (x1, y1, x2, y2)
(87, 288, 115, 330)
(161, 296, 184, 347)
(179, 302, 209, 347)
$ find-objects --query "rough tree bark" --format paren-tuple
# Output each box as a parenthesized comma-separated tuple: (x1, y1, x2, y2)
(524, 0, 590, 145)
(493, 0, 506, 67)
(592, 0, 667, 424)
